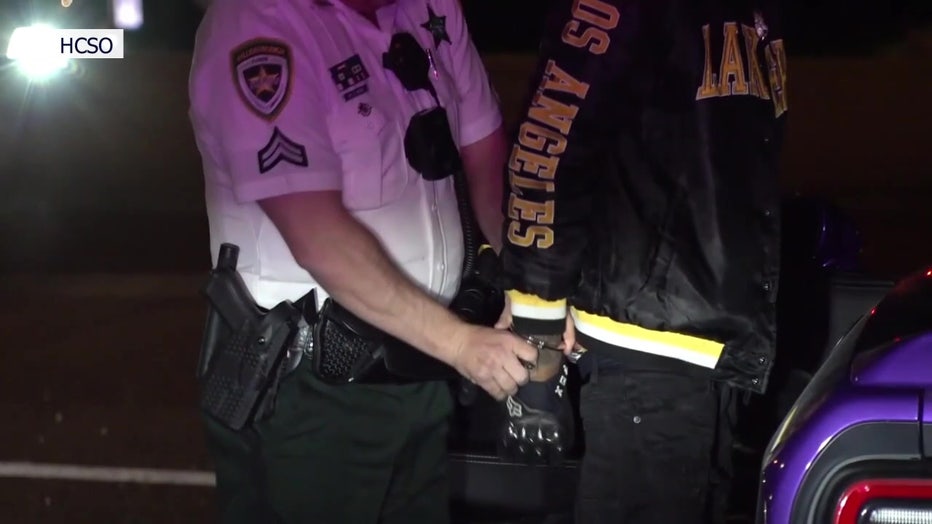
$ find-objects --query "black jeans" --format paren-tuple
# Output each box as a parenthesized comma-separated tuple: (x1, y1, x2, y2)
(203, 358, 454, 524)
(575, 352, 736, 524)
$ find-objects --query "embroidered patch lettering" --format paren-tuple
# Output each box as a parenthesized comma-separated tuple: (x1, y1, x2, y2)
(257, 127, 308, 174)
(329, 54, 369, 101)
(232, 39, 291, 120)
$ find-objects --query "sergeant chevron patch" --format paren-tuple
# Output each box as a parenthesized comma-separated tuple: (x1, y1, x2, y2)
(257, 127, 308, 174)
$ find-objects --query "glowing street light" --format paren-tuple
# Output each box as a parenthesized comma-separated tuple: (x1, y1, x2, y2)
(5, 24, 70, 81)
(112, 0, 143, 30)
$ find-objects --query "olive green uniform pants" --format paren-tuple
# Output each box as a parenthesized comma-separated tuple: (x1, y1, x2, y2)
(203, 359, 454, 524)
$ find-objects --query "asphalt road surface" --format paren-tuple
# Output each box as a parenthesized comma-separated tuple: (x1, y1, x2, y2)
(0, 278, 213, 523)
(0, 276, 585, 523)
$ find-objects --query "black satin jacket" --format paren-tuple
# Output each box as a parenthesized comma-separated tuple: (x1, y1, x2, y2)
(501, 0, 787, 393)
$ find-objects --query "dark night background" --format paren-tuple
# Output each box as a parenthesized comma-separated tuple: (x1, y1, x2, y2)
(0, 0, 930, 279)
(2, 0, 931, 54)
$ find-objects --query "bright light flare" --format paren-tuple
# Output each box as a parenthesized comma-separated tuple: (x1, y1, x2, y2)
(113, 0, 144, 30)
(6, 24, 69, 81)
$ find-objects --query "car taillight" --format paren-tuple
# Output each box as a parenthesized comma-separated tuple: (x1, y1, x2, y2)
(835, 479, 932, 524)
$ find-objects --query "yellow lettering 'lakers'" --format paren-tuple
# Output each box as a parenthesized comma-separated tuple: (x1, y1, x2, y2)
(741, 24, 770, 99)
(696, 25, 718, 99)
(718, 23, 749, 96)
(695, 21, 788, 117)
(764, 39, 788, 117)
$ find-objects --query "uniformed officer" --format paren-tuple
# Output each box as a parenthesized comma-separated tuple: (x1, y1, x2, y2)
(187, 0, 536, 521)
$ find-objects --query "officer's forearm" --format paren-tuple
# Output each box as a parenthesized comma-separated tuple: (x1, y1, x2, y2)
(461, 125, 508, 252)
(260, 192, 468, 365)
(308, 220, 467, 363)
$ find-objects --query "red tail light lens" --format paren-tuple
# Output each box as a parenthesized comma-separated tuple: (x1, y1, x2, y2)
(835, 479, 932, 524)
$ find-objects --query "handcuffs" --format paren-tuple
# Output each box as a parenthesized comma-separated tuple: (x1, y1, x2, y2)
(513, 328, 585, 367)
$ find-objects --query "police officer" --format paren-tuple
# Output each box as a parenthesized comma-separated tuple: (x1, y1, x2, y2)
(188, 0, 536, 521)
(498, 0, 788, 522)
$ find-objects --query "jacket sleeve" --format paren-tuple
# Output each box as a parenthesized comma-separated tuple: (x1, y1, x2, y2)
(500, 0, 649, 335)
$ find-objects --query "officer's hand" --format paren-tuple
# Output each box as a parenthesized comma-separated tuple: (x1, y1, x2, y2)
(494, 294, 512, 330)
(498, 361, 574, 465)
(451, 326, 537, 401)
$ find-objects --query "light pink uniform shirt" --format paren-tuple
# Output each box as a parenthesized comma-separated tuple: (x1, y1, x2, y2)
(189, 0, 502, 308)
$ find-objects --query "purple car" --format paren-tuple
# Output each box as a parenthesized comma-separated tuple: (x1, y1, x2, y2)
(757, 266, 932, 524)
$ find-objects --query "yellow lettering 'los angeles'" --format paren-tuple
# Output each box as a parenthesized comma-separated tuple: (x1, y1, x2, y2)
(506, 57, 593, 249)
(560, 0, 620, 54)
(506, 2, 611, 250)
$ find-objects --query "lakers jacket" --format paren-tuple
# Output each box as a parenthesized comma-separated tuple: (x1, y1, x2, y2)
(500, 0, 787, 393)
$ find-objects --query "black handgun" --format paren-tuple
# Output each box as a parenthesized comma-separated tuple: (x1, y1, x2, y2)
(197, 243, 304, 431)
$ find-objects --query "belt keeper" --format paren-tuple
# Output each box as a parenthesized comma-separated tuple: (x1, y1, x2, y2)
(285, 321, 312, 374)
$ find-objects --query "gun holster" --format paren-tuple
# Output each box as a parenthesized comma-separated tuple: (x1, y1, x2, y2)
(196, 243, 311, 431)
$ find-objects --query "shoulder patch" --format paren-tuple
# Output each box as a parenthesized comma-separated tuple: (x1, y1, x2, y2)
(231, 38, 292, 120)
(258, 127, 308, 174)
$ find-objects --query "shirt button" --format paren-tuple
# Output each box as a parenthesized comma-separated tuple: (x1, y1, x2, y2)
(763, 209, 773, 217)
(758, 357, 767, 365)
(430, 203, 437, 211)
(762, 281, 772, 292)
(752, 378, 760, 386)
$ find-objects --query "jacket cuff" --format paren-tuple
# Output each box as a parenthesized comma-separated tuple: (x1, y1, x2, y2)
(506, 290, 567, 336)
(512, 316, 566, 336)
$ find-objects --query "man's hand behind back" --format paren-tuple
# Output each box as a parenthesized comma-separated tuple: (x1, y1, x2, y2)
(450, 326, 537, 400)
(495, 294, 577, 356)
